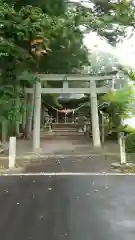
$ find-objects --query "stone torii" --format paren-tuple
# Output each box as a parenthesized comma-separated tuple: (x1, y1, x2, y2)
(25, 74, 116, 152)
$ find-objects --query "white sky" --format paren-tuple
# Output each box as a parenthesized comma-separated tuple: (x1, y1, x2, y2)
(84, 32, 135, 126)
(72, 0, 135, 69)
(83, 31, 135, 69)
(83, 26, 135, 70)
(72, 1, 135, 126)
(75, 0, 135, 127)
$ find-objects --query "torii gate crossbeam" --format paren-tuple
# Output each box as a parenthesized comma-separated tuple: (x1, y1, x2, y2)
(25, 74, 115, 152)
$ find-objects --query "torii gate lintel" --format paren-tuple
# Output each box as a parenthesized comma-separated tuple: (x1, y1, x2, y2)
(30, 74, 115, 152)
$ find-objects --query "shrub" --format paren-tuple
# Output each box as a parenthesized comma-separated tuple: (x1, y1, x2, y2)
(121, 125, 135, 134)
(125, 133, 135, 153)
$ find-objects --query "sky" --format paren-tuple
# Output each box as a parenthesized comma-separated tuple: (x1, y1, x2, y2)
(83, 23, 135, 127)
(71, 1, 135, 126)
(84, 32, 135, 127)
(83, 31, 135, 70)
(72, 0, 135, 69)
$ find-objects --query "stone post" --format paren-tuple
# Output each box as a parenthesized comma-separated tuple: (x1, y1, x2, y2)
(22, 90, 27, 131)
(33, 81, 41, 152)
(27, 93, 34, 135)
(56, 110, 58, 124)
(100, 111, 105, 144)
(90, 80, 101, 147)
(119, 132, 126, 164)
(9, 137, 16, 168)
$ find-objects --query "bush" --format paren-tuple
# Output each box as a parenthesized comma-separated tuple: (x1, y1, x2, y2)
(121, 125, 135, 134)
(125, 133, 135, 153)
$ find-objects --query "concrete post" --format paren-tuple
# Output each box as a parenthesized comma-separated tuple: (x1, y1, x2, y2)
(22, 91, 27, 131)
(100, 112, 105, 144)
(65, 112, 67, 123)
(83, 124, 86, 133)
(27, 93, 34, 134)
(56, 111, 58, 124)
(90, 80, 101, 147)
(119, 132, 126, 164)
(33, 81, 41, 152)
(9, 137, 16, 168)
(72, 111, 74, 123)
(16, 96, 20, 136)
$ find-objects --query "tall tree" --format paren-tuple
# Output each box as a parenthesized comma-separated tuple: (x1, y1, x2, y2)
(0, 1, 54, 137)
(8, 0, 67, 16)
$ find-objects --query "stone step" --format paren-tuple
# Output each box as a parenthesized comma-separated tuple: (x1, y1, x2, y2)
(52, 128, 77, 132)
(52, 123, 79, 128)
(47, 132, 83, 136)
(52, 128, 82, 134)
(40, 132, 84, 138)
(53, 133, 83, 136)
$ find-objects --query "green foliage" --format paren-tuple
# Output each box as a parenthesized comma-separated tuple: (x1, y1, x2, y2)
(1, 0, 135, 138)
(103, 87, 133, 104)
(6, 0, 135, 45)
(102, 87, 134, 130)
(6, 0, 67, 16)
(2, 0, 90, 76)
(125, 133, 135, 153)
(103, 87, 133, 114)
(38, 7, 89, 74)
(120, 125, 135, 134)
(0, 1, 52, 78)
(128, 71, 135, 81)
(118, 65, 135, 82)
(0, 1, 55, 136)
(0, 85, 22, 122)
(42, 94, 62, 108)
(91, 0, 135, 44)
(0, 0, 89, 137)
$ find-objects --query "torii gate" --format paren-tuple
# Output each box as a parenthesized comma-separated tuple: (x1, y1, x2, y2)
(25, 74, 115, 152)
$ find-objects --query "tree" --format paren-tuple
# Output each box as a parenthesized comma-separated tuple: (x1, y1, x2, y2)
(102, 87, 134, 132)
(62, 0, 134, 46)
(0, 1, 54, 138)
(7, 0, 135, 45)
(7, 0, 67, 16)
(1, 0, 135, 142)
(88, 0, 135, 44)
(0, 0, 90, 140)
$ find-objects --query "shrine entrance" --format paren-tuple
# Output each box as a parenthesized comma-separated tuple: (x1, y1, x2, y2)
(42, 100, 88, 124)
(25, 73, 115, 152)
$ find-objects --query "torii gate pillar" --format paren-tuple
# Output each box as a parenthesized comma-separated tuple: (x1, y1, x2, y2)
(90, 80, 101, 148)
(33, 81, 41, 152)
